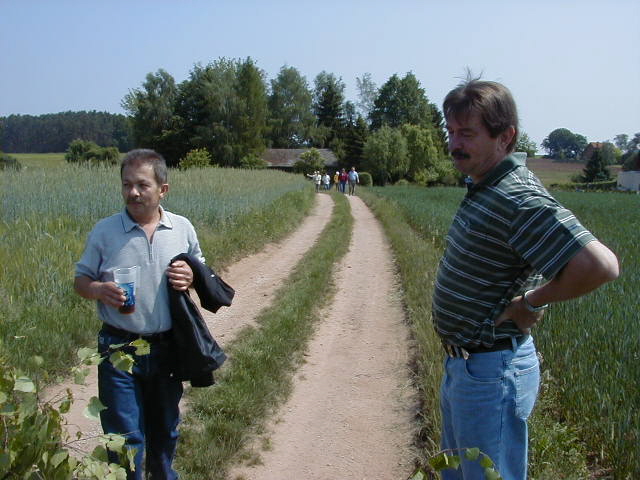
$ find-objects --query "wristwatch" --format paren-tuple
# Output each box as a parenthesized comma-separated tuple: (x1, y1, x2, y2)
(523, 290, 549, 312)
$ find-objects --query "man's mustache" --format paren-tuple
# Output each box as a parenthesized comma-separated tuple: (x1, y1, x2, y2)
(451, 149, 470, 160)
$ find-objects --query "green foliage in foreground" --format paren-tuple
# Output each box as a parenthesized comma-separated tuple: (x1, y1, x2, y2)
(0, 165, 313, 383)
(177, 193, 352, 479)
(362, 185, 639, 478)
(0, 349, 139, 479)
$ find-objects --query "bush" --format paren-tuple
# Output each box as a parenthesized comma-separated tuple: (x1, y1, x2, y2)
(359, 171, 372, 187)
(0, 152, 22, 170)
(394, 178, 410, 186)
(179, 148, 213, 169)
(239, 153, 267, 169)
(65, 139, 119, 165)
(293, 148, 325, 175)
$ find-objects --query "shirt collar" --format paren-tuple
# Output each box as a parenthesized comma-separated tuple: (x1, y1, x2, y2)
(120, 206, 173, 232)
(469, 154, 523, 192)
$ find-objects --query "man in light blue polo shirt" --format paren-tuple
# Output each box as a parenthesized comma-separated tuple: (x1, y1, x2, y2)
(75, 149, 203, 479)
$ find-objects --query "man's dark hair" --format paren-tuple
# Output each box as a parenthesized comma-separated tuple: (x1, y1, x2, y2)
(120, 149, 168, 185)
(443, 76, 519, 153)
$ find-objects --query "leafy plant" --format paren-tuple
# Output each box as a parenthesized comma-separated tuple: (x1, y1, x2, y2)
(0, 339, 148, 478)
(407, 448, 502, 480)
(179, 148, 213, 169)
(238, 153, 267, 169)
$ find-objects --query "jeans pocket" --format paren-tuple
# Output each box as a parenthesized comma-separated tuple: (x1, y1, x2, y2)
(514, 352, 540, 419)
(463, 355, 504, 383)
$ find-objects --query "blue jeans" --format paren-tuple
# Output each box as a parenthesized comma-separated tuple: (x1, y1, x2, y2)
(98, 328, 183, 480)
(440, 337, 540, 480)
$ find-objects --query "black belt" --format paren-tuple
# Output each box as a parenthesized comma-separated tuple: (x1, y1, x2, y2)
(443, 335, 529, 358)
(101, 323, 172, 343)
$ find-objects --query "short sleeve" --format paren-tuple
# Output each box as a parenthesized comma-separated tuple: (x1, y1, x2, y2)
(75, 229, 101, 280)
(509, 196, 596, 280)
(186, 221, 205, 264)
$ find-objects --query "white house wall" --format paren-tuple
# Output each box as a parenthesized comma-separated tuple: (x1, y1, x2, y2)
(617, 171, 640, 191)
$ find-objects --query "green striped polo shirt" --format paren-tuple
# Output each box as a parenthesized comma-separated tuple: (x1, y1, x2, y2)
(432, 154, 596, 348)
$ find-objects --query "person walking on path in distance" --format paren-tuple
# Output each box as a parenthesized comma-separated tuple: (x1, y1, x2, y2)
(339, 168, 348, 193)
(306, 170, 322, 192)
(333, 171, 340, 191)
(433, 76, 619, 480)
(74, 149, 204, 479)
(347, 166, 359, 195)
(322, 171, 331, 191)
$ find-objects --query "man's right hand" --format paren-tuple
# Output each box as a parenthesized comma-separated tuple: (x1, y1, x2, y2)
(93, 282, 127, 309)
(495, 295, 544, 335)
(74, 276, 126, 309)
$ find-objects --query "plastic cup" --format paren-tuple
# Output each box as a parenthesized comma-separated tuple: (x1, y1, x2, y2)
(114, 266, 137, 314)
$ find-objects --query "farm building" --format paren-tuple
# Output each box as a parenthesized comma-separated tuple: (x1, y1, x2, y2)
(617, 170, 640, 191)
(262, 148, 338, 171)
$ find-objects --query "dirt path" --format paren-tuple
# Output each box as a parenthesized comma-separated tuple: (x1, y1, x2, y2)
(48, 193, 334, 455)
(230, 195, 415, 480)
(49, 192, 415, 480)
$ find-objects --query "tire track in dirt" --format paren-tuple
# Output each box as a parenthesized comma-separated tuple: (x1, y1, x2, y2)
(230, 195, 415, 480)
(47, 193, 334, 456)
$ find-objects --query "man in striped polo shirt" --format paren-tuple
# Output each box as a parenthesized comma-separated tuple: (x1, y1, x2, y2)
(434, 77, 619, 479)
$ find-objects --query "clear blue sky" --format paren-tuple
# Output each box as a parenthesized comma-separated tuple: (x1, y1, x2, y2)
(2, 0, 638, 152)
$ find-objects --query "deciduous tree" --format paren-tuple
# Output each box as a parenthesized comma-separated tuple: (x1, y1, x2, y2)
(268, 66, 315, 148)
(355, 72, 377, 121)
(515, 131, 537, 157)
(541, 128, 588, 160)
(362, 125, 408, 185)
(122, 69, 178, 154)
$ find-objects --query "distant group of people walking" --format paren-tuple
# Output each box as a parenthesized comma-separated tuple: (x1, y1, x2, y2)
(309, 167, 359, 195)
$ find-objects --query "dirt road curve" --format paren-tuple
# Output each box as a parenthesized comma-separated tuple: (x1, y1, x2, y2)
(230, 195, 414, 480)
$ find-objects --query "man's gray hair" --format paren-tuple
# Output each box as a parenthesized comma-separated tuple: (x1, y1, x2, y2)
(120, 149, 168, 185)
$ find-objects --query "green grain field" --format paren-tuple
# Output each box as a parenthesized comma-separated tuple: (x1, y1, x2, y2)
(364, 185, 639, 478)
(0, 164, 314, 382)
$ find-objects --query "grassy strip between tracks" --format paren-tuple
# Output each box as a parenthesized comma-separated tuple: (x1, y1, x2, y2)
(357, 188, 592, 479)
(176, 192, 352, 480)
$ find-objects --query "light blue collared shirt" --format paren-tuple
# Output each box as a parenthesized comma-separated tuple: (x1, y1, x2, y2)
(75, 207, 204, 334)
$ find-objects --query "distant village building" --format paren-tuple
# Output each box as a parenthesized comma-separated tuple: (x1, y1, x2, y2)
(581, 142, 605, 163)
(261, 148, 338, 171)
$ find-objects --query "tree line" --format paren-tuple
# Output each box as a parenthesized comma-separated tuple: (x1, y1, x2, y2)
(5, 56, 636, 184)
(0, 111, 133, 153)
(121, 58, 453, 185)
